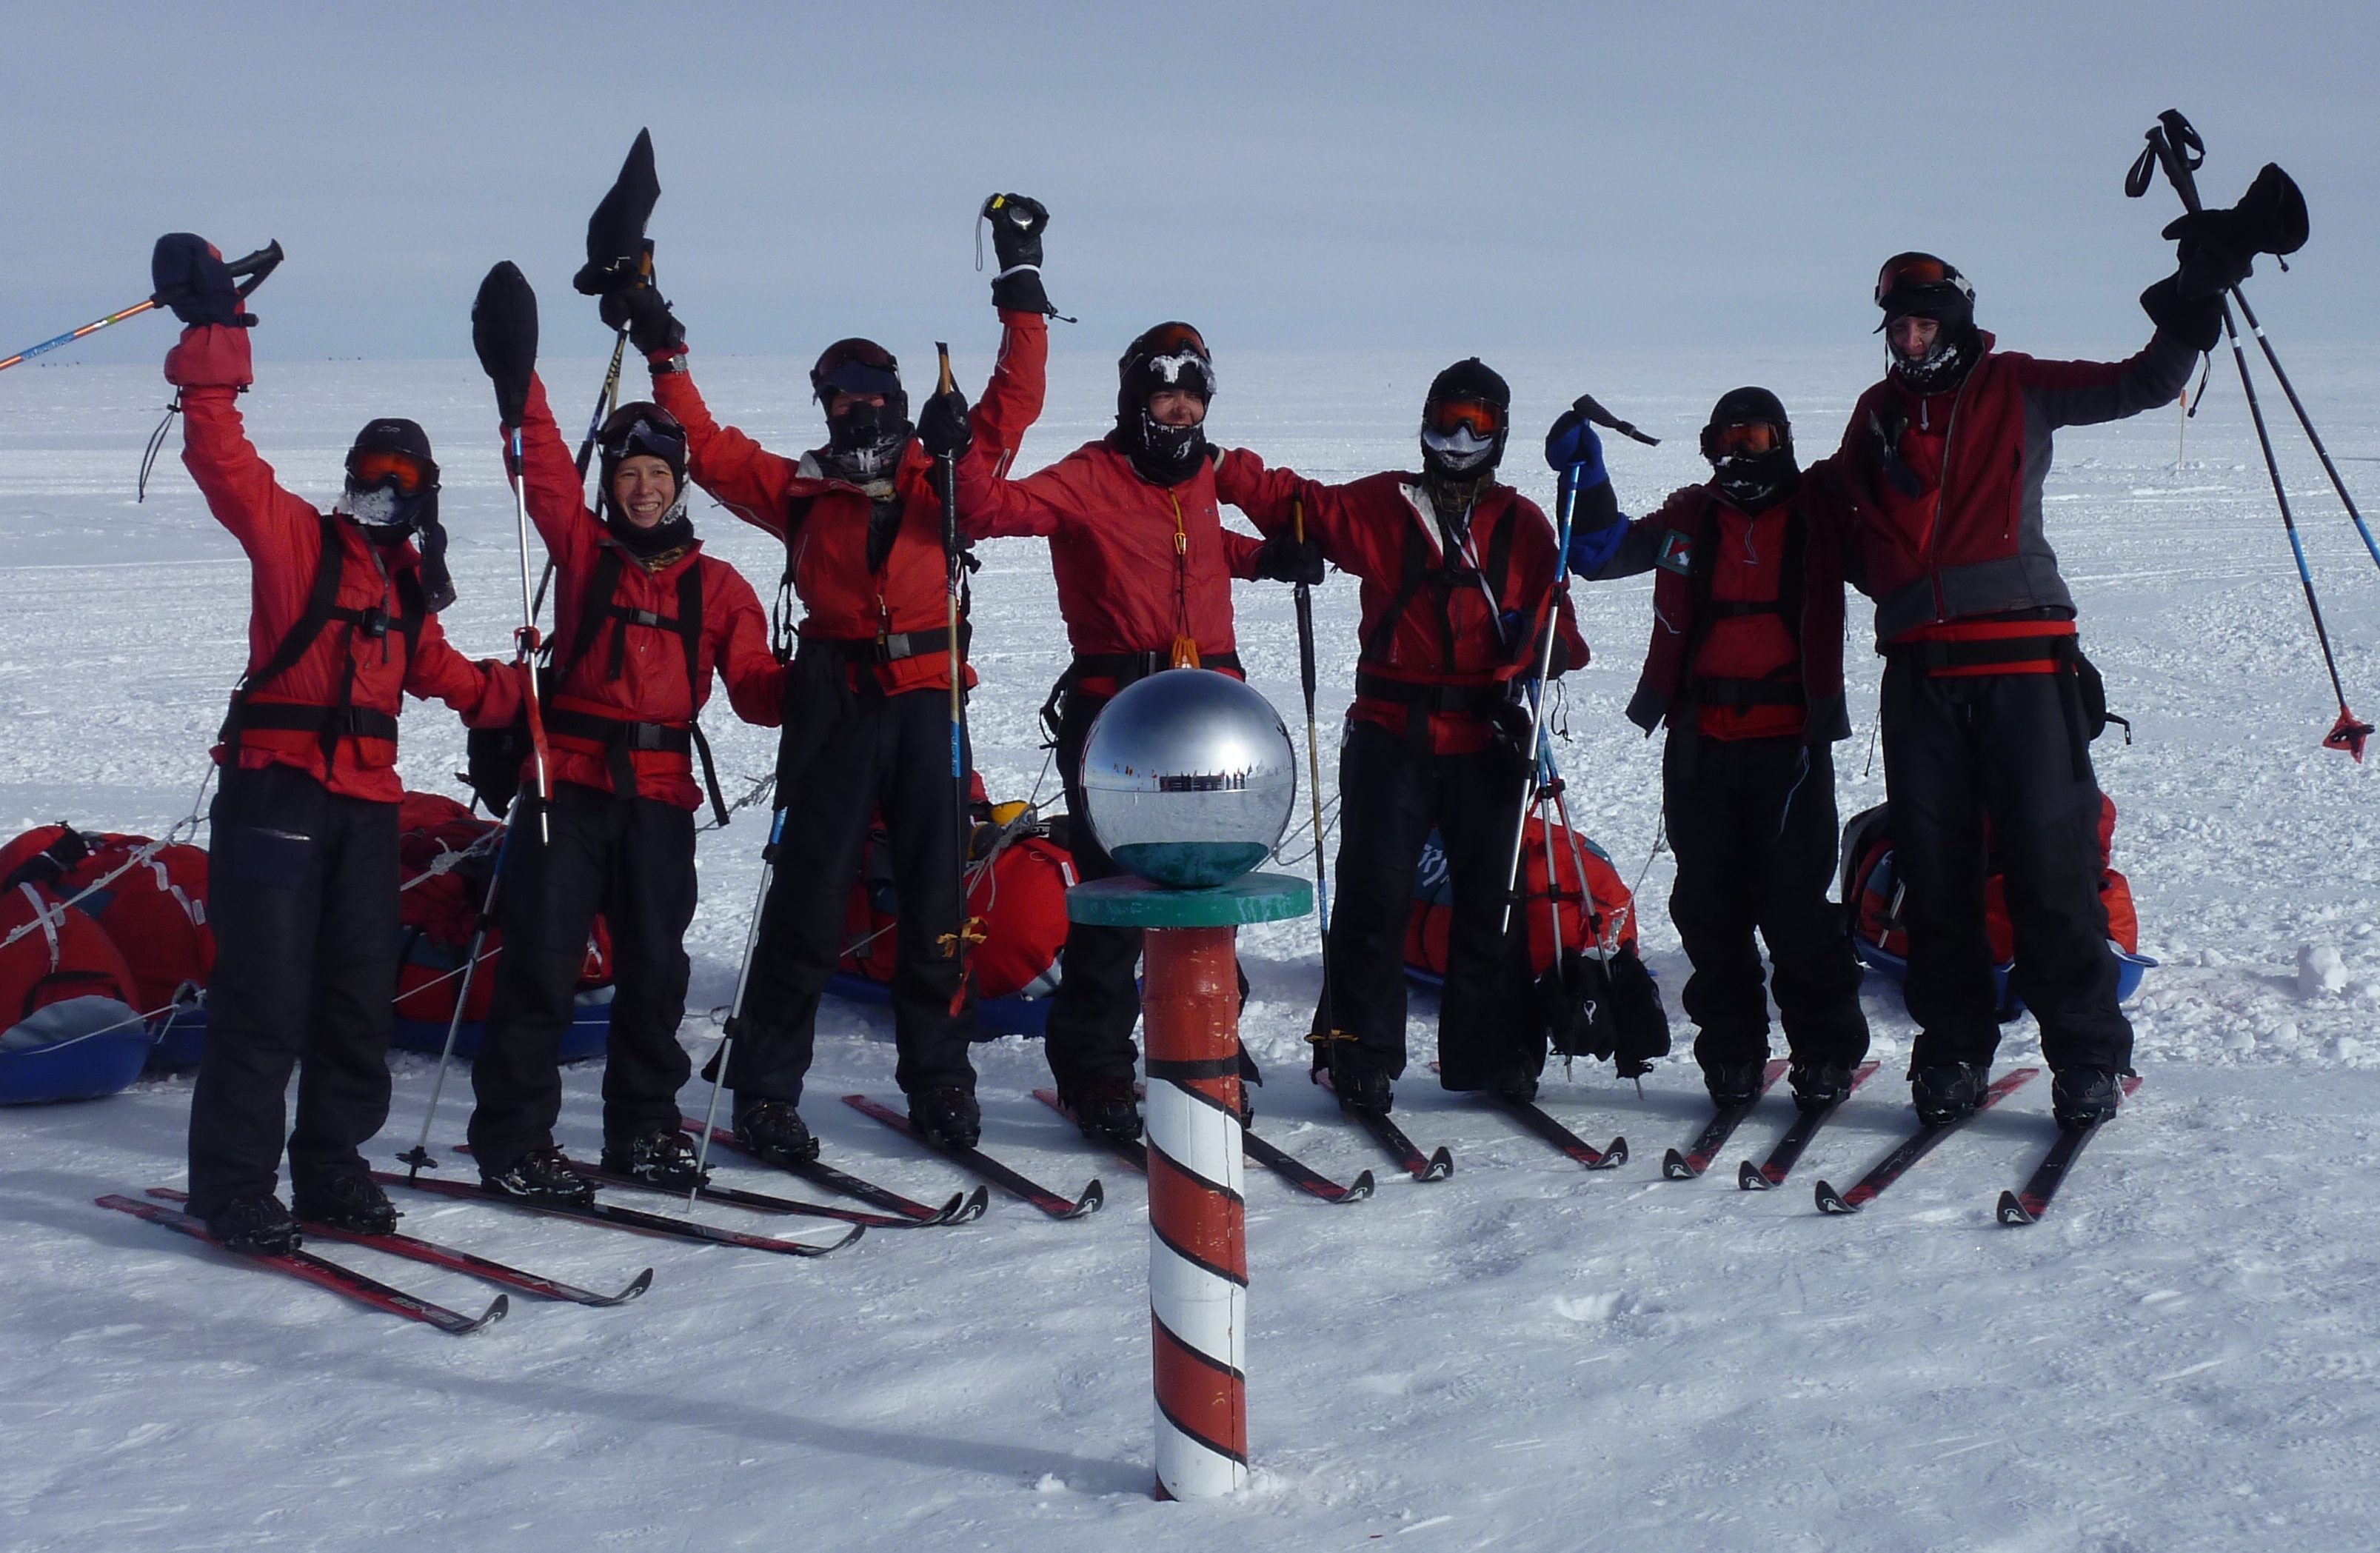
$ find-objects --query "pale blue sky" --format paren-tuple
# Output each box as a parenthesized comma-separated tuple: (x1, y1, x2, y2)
(7, 1, 2373, 368)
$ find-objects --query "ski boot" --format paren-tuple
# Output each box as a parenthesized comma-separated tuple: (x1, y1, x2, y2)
(1703, 1060, 1766, 1109)
(734, 1099, 820, 1166)
(204, 1193, 301, 1256)
(1911, 1062, 1989, 1126)
(1062, 1075, 1143, 1146)
(602, 1127, 709, 1190)
(909, 1086, 983, 1151)
(293, 1172, 399, 1235)
(1327, 1050, 1394, 1116)
(1788, 1059, 1856, 1112)
(1486, 1069, 1540, 1106)
(2050, 1067, 2124, 1130)
(481, 1142, 597, 1206)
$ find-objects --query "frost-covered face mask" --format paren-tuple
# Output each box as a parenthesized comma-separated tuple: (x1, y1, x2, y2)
(341, 481, 414, 533)
(1420, 423, 1497, 473)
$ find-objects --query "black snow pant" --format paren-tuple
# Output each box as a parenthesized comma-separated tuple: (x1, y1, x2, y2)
(1663, 732, 1868, 1075)
(1317, 718, 1538, 1092)
(1879, 656, 2133, 1074)
(187, 764, 400, 1220)
(1041, 687, 1143, 1093)
(728, 687, 976, 1111)
(467, 781, 698, 1172)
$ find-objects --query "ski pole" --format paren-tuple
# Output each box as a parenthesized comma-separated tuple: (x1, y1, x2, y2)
(398, 821, 517, 1180)
(2136, 113, 2371, 760)
(2, 241, 284, 374)
(692, 807, 784, 1198)
(1500, 465, 1582, 935)
(506, 426, 558, 835)
(1291, 498, 1334, 1027)
(935, 344, 972, 875)
(530, 326, 631, 627)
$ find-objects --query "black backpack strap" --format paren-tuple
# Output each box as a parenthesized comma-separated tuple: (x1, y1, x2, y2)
(221, 510, 349, 768)
(678, 563, 729, 826)
(773, 493, 816, 665)
(1363, 515, 1436, 666)
(561, 547, 626, 685)
(1671, 498, 1725, 711)
(1483, 500, 1520, 661)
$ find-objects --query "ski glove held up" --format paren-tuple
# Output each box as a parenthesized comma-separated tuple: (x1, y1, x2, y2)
(471, 261, 539, 427)
(1543, 406, 1610, 487)
(150, 233, 252, 329)
(2139, 274, 2224, 355)
(918, 387, 974, 461)
(1251, 531, 1326, 586)
(602, 283, 686, 358)
(983, 193, 1060, 316)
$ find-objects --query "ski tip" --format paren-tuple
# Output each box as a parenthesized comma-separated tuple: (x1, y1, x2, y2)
(610, 1267, 657, 1303)
(957, 1186, 992, 1223)
(466, 1293, 511, 1333)
(1995, 1189, 2039, 1226)
(1813, 1180, 1860, 1215)
(1661, 1148, 1696, 1180)
(1600, 1137, 1630, 1170)
(932, 1188, 989, 1226)
(1340, 1169, 1377, 1203)
(820, 1222, 867, 1253)
(1422, 1147, 1454, 1182)
(1074, 1180, 1105, 1217)
(1736, 1160, 1772, 1192)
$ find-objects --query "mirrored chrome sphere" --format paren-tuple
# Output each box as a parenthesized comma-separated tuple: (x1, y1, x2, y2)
(1078, 669, 1298, 889)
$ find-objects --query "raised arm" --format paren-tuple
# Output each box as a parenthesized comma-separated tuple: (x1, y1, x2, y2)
(472, 263, 601, 573)
(651, 365, 801, 540)
(164, 324, 318, 561)
(968, 310, 1050, 475)
(2011, 328, 2198, 430)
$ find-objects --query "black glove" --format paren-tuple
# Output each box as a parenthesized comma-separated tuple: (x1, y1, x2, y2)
(471, 261, 539, 427)
(2139, 273, 2223, 354)
(918, 387, 973, 460)
(983, 193, 1057, 315)
(600, 281, 685, 356)
(2161, 209, 2259, 300)
(1605, 947, 1672, 1077)
(150, 233, 250, 328)
(1251, 530, 1325, 586)
(1486, 683, 1537, 777)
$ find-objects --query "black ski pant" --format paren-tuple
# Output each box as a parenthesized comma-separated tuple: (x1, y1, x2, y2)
(187, 764, 400, 1219)
(1041, 687, 1143, 1093)
(467, 781, 698, 1171)
(1879, 657, 2132, 1074)
(1663, 732, 1868, 1075)
(1319, 718, 1537, 1092)
(729, 687, 976, 1111)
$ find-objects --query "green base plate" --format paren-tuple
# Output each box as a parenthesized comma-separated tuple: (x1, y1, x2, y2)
(1066, 872, 1314, 929)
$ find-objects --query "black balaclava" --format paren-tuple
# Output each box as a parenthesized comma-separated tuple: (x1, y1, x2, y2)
(596, 402, 695, 557)
(811, 338, 913, 484)
(1419, 357, 1511, 513)
(341, 418, 455, 612)
(1699, 386, 1800, 511)
(1113, 321, 1215, 486)
(1875, 251, 1982, 394)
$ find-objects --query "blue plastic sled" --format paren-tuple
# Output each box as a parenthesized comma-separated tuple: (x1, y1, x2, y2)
(1854, 936, 2155, 1022)
(143, 993, 616, 1067)
(0, 997, 155, 1104)
(823, 970, 1054, 1037)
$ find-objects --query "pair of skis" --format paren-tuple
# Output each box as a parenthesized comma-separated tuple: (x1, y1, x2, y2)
(1032, 1089, 1377, 1204)
(1802, 1069, 2139, 1222)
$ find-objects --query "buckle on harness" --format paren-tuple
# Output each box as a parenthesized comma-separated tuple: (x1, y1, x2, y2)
(358, 607, 389, 639)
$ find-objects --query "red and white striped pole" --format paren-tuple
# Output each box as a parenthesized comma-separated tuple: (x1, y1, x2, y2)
(1141, 924, 1248, 1498)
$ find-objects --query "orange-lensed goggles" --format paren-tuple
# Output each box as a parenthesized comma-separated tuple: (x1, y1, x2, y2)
(1140, 322, 1208, 358)
(1874, 252, 1972, 307)
(348, 448, 432, 496)
(1708, 421, 1779, 456)
(1427, 398, 1502, 438)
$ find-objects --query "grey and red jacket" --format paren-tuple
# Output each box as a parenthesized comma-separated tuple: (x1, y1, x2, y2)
(1571, 469, 1853, 745)
(1833, 328, 2196, 649)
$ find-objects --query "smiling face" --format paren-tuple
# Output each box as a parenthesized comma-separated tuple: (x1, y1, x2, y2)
(611, 454, 678, 528)
(1149, 387, 1208, 427)
(829, 390, 886, 416)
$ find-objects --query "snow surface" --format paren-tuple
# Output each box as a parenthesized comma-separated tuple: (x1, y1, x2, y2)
(3, 341, 2378, 1552)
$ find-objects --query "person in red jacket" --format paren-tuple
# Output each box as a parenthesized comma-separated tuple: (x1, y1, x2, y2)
(941, 320, 1320, 1143)
(1558, 387, 1870, 1113)
(1211, 358, 1590, 1113)
(594, 196, 1057, 1156)
(153, 235, 521, 1255)
(461, 263, 784, 1196)
(1834, 251, 2217, 1129)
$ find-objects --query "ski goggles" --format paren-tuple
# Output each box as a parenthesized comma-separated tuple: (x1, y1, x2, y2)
(603, 414, 685, 465)
(1425, 398, 1502, 439)
(1707, 421, 1779, 456)
(1127, 323, 1215, 397)
(346, 448, 435, 496)
(812, 338, 902, 399)
(1874, 252, 1973, 309)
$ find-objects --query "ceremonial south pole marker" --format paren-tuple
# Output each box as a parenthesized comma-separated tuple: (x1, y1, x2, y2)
(1070, 669, 1311, 1500)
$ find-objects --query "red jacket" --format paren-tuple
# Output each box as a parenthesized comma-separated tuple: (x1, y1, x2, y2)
(957, 409, 1264, 695)
(513, 375, 783, 812)
(1577, 472, 1853, 743)
(165, 325, 518, 805)
(1835, 329, 2196, 644)
(653, 310, 1048, 695)
(1216, 453, 1585, 755)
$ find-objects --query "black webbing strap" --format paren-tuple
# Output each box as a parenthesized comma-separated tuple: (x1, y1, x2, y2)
(1351, 671, 1506, 718)
(236, 703, 403, 742)
(678, 564, 729, 827)
(803, 627, 954, 664)
(1890, 634, 2076, 674)
(558, 546, 729, 825)
(1070, 649, 1243, 689)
